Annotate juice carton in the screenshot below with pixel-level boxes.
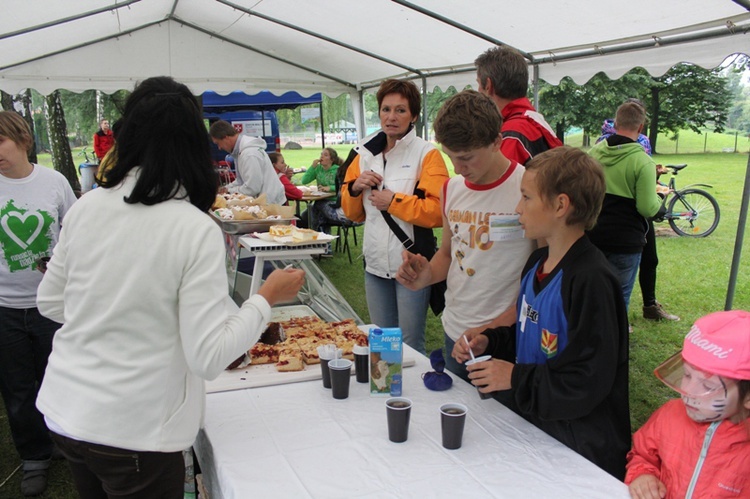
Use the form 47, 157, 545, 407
369, 327, 403, 396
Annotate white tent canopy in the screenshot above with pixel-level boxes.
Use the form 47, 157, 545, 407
1, 0, 749, 97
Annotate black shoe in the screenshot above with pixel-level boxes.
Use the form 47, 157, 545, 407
21, 469, 48, 497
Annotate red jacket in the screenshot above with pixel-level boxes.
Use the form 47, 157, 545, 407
500, 97, 562, 165
278, 173, 303, 202
626, 399, 750, 498
93, 130, 115, 160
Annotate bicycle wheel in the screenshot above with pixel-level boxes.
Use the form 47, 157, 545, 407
667, 189, 720, 237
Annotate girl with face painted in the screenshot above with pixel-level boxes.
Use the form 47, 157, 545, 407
625, 310, 750, 499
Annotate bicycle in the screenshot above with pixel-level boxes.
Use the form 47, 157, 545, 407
656, 163, 720, 237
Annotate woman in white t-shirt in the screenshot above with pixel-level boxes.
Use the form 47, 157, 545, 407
0, 110, 77, 497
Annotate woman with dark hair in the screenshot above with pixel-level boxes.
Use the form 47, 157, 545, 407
341, 79, 449, 354
35, 77, 304, 498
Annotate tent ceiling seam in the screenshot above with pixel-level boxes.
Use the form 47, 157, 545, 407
171, 16, 357, 89
214, 0, 423, 76
0, 0, 142, 41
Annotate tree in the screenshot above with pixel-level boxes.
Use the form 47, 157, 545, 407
646, 64, 731, 153
45, 90, 80, 194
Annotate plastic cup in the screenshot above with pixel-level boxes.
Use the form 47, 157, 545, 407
328, 359, 353, 399
353, 345, 369, 383
385, 397, 412, 443
319, 359, 332, 388
440, 403, 468, 449
465, 355, 493, 400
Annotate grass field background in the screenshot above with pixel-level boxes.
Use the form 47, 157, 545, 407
2, 144, 749, 497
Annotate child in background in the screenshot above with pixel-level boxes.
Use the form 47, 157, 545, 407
269, 152, 302, 204
454, 146, 631, 479
626, 310, 750, 498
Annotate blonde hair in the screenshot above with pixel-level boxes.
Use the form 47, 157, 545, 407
0, 111, 33, 153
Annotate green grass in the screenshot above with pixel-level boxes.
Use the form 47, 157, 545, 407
565, 129, 750, 154
5, 147, 749, 497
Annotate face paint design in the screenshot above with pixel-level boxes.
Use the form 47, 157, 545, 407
680, 363, 740, 423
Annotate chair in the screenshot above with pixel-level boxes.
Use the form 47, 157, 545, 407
327, 220, 363, 264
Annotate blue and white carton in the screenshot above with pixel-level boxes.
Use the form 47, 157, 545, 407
369, 327, 403, 397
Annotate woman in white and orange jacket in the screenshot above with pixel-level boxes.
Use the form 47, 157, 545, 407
342, 79, 448, 354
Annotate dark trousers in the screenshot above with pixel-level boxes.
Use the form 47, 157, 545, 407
0, 306, 57, 462
638, 221, 658, 306
51, 433, 185, 499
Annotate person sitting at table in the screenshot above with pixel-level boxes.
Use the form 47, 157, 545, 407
269, 152, 302, 205
296, 147, 341, 230
34, 76, 305, 498
454, 146, 631, 480
342, 78, 449, 354
208, 120, 286, 205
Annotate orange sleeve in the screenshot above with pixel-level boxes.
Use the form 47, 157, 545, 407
340, 154, 366, 223
387, 149, 449, 229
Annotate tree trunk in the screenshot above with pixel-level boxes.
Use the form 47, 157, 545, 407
555, 119, 566, 144
1, 90, 12, 111
96, 89, 103, 124
649, 86, 660, 154
20, 89, 38, 164
45, 90, 81, 195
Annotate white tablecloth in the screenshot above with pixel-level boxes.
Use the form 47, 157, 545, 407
194, 345, 629, 498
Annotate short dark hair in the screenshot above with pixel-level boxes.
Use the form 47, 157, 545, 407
0, 111, 33, 153
100, 76, 218, 212
268, 152, 282, 165
475, 46, 528, 100
208, 120, 238, 140
434, 90, 501, 151
376, 79, 421, 118
525, 146, 606, 230
738, 379, 750, 425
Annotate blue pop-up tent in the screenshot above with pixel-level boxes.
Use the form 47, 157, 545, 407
201, 90, 327, 150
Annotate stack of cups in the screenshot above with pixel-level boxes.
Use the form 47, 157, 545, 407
317, 345, 342, 389
353, 345, 369, 383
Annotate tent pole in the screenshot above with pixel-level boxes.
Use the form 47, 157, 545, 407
320, 101, 325, 148
532, 65, 540, 108
725, 154, 750, 310
421, 77, 428, 140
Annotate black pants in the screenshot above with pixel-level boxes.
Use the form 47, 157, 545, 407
51, 433, 184, 499
638, 220, 658, 307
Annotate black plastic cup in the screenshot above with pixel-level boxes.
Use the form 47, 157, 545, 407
328, 359, 353, 399
320, 358, 332, 389
386, 397, 412, 443
440, 403, 468, 450
353, 345, 369, 383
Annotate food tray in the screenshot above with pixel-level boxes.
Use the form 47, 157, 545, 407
209, 211, 298, 235
205, 318, 416, 394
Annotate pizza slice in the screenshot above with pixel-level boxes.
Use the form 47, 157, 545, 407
249, 342, 279, 365
276, 342, 304, 372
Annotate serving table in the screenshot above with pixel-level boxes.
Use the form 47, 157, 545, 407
194, 343, 629, 499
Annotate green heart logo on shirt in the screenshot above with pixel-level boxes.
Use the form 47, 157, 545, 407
1, 211, 44, 250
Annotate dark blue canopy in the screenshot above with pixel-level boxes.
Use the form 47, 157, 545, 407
201, 91, 321, 113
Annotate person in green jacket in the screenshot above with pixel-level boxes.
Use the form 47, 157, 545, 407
298, 147, 341, 233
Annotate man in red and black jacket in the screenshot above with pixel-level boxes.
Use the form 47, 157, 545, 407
475, 47, 562, 165
93, 119, 115, 162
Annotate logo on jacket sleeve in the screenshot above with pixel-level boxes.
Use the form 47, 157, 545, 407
540, 329, 558, 358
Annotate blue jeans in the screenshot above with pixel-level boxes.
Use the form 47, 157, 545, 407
443, 334, 470, 383
364, 272, 429, 354
0, 306, 58, 462
603, 251, 642, 311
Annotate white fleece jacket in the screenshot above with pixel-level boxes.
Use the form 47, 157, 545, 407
36, 170, 271, 452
